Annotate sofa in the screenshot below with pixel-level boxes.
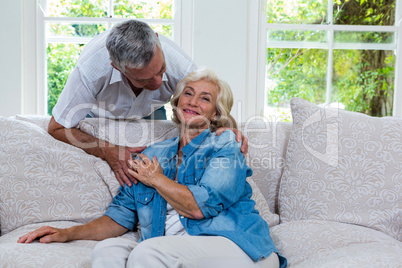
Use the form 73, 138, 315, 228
0, 97, 401, 267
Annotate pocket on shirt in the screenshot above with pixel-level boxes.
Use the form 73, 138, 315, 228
136, 191, 155, 228
137, 191, 155, 205
183, 172, 197, 185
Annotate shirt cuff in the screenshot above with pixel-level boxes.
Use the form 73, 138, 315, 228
187, 185, 217, 218
104, 204, 136, 231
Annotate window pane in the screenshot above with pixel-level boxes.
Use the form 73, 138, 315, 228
47, 43, 84, 115
46, 0, 109, 17
333, 0, 396, 26
266, 0, 328, 24
149, 24, 173, 39
48, 23, 108, 39
268, 29, 327, 42
265, 48, 328, 121
334, 31, 394, 44
114, 0, 173, 19
331, 49, 394, 116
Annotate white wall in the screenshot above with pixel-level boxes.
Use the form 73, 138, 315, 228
0, 0, 23, 117
192, 0, 249, 122
0, 0, 252, 120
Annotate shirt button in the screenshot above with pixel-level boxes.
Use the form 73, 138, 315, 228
145, 197, 148, 201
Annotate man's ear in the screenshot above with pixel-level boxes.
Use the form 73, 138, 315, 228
110, 62, 121, 72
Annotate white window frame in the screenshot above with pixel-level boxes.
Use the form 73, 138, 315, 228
25, 0, 192, 115
247, 0, 402, 118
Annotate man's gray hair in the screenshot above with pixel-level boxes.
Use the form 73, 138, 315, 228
106, 20, 162, 73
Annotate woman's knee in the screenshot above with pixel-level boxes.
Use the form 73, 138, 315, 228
92, 237, 137, 266
127, 238, 179, 267
128, 239, 158, 262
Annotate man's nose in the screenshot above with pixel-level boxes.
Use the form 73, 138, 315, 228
153, 74, 163, 86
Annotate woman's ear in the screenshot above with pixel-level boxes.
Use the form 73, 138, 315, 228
211, 111, 218, 122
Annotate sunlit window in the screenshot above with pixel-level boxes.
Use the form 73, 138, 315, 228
264, 0, 397, 121
41, 0, 174, 115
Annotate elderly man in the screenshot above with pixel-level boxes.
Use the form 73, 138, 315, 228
48, 20, 246, 187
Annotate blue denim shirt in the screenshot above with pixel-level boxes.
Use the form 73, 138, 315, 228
105, 129, 287, 267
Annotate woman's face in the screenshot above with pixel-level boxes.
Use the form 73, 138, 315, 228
177, 80, 218, 129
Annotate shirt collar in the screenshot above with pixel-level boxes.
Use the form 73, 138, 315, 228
165, 136, 181, 162
181, 128, 212, 157
110, 68, 124, 84
162, 72, 168, 82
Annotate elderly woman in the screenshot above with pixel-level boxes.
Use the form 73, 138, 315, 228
18, 68, 287, 268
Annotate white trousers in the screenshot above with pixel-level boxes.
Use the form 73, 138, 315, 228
92, 235, 279, 268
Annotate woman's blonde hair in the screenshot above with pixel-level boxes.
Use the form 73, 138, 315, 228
170, 68, 237, 130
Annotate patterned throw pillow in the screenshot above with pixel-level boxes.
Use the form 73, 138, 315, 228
0, 117, 114, 235
279, 98, 401, 241
247, 178, 280, 227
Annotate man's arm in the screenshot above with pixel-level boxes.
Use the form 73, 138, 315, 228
214, 114, 248, 157
48, 116, 146, 186
18, 216, 127, 244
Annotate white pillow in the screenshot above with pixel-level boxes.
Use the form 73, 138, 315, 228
279, 98, 402, 241
79, 118, 180, 147
0, 117, 115, 235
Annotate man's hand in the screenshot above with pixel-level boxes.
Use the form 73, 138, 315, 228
103, 146, 147, 187
18, 226, 69, 244
215, 127, 248, 157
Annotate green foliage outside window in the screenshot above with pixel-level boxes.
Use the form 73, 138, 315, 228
266, 0, 395, 117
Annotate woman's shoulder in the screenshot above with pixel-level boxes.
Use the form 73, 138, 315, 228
206, 130, 240, 152
142, 135, 179, 156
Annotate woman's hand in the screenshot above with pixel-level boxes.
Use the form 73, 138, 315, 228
103, 146, 147, 187
18, 226, 69, 244
127, 154, 164, 188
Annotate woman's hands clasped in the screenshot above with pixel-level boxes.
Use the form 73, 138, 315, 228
127, 154, 164, 188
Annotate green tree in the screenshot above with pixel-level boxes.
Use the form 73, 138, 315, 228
266, 0, 395, 117
47, 43, 83, 115
333, 0, 395, 116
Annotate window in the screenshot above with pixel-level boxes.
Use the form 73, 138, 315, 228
37, 0, 177, 115
259, 0, 401, 121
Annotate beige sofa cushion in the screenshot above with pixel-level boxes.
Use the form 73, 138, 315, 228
0, 117, 115, 235
279, 98, 402, 241
270, 220, 402, 267
240, 121, 292, 214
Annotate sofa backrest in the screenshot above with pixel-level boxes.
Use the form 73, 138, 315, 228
11, 115, 293, 215
76, 117, 292, 214
239, 121, 292, 214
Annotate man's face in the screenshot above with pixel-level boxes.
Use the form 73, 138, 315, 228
123, 46, 166, 91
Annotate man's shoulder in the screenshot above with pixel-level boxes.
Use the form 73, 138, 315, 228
76, 31, 111, 69
159, 35, 196, 77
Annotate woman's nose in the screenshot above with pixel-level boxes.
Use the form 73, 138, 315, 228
189, 97, 198, 106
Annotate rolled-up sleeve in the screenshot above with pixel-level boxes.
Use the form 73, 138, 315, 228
104, 185, 138, 230
187, 136, 252, 219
